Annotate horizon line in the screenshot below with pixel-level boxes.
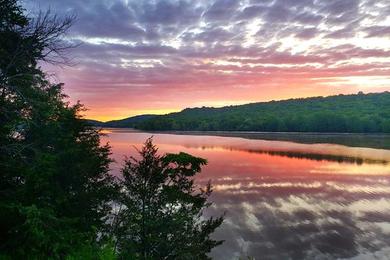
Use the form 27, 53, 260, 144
87, 90, 389, 123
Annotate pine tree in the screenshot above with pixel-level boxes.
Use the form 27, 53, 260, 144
0, 1, 117, 257
114, 138, 224, 259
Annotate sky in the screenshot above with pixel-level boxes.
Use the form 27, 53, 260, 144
24, 0, 390, 121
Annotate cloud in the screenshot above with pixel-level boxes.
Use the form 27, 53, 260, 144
205, 173, 390, 259
364, 26, 390, 38
295, 27, 319, 39
203, 0, 240, 21
23, 0, 390, 119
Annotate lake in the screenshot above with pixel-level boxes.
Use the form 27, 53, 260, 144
101, 129, 390, 260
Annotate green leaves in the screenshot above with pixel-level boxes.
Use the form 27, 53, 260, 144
136, 92, 390, 133
1, 2, 224, 258
163, 152, 207, 175
0, 1, 117, 258
114, 138, 223, 259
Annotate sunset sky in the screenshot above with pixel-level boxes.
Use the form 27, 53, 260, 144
25, 0, 390, 121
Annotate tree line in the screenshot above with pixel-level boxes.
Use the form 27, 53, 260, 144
0, 1, 222, 258
136, 92, 390, 133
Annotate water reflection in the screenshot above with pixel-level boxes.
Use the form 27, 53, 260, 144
101, 130, 390, 260
162, 131, 390, 150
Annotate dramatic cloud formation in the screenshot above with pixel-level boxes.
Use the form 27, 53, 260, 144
24, 0, 390, 120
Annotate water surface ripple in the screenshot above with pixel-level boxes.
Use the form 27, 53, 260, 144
101, 130, 390, 260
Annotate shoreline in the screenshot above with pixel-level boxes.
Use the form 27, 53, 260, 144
100, 128, 390, 150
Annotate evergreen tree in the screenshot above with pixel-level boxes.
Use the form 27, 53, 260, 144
0, 1, 117, 258
1, 1, 224, 258
113, 138, 224, 259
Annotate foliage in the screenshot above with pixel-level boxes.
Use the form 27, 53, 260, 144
113, 138, 224, 259
103, 114, 157, 128
0, 0, 117, 258
0, 1, 223, 259
65, 243, 116, 260
136, 92, 390, 133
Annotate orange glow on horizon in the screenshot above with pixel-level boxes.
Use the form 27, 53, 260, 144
82, 108, 179, 122
25, 0, 390, 122
78, 88, 386, 121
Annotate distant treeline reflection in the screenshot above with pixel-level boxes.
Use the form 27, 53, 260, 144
197, 145, 389, 165
252, 150, 388, 165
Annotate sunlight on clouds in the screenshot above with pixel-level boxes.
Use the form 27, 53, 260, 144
332, 57, 390, 67
72, 36, 136, 46
162, 38, 182, 49
347, 37, 390, 50
210, 60, 242, 66
120, 58, 163, 68
23, 0, 390, 120
243, 18, 263, 47
325, 76, 390, 89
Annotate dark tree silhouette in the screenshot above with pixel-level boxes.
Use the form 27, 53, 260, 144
0, 1, 117, 258
113, 138, 224, 259
0, 1, 224, 259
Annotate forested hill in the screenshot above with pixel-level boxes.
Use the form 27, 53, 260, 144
136, 92, 390, 133
103, 114, 156, 127
85, 115, 156, 127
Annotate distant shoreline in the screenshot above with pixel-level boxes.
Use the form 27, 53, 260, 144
102, 127, 390, 136
91, 92, 390, 134
101, 128, 390, 150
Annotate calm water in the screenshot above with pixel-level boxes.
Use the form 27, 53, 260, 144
101, 129, 390, 260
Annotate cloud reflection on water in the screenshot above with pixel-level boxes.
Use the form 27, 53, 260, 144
101, 130, 390, 259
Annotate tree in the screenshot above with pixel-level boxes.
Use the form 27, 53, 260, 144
134, 92, 390, 133
113, 138, 224, 259
0, 1, 117, 258
1, 1, 225, 258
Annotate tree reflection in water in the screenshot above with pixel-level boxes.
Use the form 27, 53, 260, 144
101, 130, 390, 259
